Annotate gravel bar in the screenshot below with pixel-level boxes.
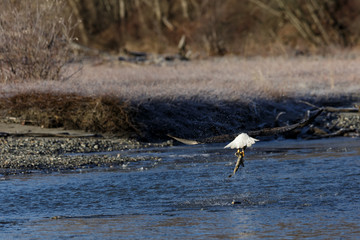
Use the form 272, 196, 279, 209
0, 137, 172, 174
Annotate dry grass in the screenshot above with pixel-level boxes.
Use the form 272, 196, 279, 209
2, 56, 360, 103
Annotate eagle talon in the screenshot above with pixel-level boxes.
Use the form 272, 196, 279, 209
235, 149, 245, 158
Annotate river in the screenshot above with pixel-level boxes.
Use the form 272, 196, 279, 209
1, 137, 359, 239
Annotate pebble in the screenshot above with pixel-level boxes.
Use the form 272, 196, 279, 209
0, 137, 172, 174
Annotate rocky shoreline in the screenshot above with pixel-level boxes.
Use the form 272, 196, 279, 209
0, 137, 172, 175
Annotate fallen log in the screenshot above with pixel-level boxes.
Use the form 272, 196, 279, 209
299, 100, 360, 113
168, 108, 324, 145
306, 128, 357, 139
0, 132, 102, 138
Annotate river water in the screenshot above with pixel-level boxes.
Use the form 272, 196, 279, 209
1, 138, 359, 239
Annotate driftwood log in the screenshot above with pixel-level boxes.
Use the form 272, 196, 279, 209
299, 100, 360, 113
0, 132, 101, 138
167, 108, 324, 144
168, 104, 359, 145
306, 128, 356, 139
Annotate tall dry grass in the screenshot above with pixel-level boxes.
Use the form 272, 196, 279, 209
0, 0, 74, 83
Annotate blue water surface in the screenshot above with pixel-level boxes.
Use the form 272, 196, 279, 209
1, 138, 359, 239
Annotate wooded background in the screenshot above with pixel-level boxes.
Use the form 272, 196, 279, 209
1, 0, 360, 57
66, 0, 360, 55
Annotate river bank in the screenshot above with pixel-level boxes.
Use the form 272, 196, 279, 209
0, 56, 359, 173
0, 94, 358, 174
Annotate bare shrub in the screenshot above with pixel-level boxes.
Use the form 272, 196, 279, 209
0, 0, 74, 82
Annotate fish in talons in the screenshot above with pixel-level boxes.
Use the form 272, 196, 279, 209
224, 133, 259, 177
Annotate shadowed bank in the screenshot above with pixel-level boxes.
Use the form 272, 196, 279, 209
1, 89, 359, 142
